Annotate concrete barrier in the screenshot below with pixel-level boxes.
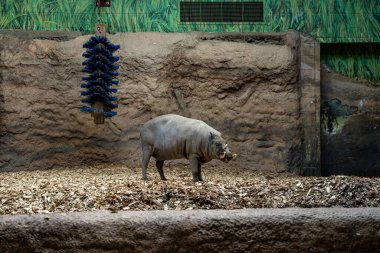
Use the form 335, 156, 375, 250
1, 208, 380, 252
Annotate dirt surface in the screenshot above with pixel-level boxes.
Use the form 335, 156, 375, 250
1, 165, 379, 215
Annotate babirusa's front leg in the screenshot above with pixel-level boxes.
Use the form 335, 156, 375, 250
189, 155, 200, 182
141, 145, 153, 181
197, 162, 203, 181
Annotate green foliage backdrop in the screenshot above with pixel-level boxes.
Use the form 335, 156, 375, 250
1, 0, 380, 84
1, 0, 379, 40
322, 44, 380, 85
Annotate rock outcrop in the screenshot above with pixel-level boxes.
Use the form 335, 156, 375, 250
321, 67, 380, 176
0, 30, 300, 172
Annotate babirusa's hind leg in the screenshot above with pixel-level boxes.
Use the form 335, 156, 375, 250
142, 145, 153, 180
156, 160, 166, 180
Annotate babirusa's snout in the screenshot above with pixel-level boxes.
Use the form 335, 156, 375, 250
222, 151, 237, 163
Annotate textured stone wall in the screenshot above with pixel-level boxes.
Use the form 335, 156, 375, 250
1, 208, 380, 253
0, 30, 301, 172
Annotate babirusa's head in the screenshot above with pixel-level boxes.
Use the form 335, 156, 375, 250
209, 132, 237, 163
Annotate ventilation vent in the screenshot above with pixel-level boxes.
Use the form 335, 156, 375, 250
180, 1, 264, 22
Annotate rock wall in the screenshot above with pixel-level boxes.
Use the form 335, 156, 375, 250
0, 30, 301, 172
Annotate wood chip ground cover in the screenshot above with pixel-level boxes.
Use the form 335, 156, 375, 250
0, 165, 379, 215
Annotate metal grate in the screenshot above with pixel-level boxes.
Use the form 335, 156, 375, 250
180, 1, 264, 22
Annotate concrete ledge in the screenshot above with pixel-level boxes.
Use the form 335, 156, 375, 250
0, 29, 82, 41
1, 208, 380, 252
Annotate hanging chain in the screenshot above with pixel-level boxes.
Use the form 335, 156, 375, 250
97, 5, 101, 24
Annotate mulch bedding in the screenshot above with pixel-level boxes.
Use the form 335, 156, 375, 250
0, 164, 379, 215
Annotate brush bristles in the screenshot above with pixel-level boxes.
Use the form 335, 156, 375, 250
80, 36, 120, 117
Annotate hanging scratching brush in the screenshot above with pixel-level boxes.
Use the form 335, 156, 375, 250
80, 0, 119, 124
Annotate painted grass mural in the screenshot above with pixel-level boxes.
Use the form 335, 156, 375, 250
322, 44, 380, 85
0, 0, 380, 84
1, 0, 379, 40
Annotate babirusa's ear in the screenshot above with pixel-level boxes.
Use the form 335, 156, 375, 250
209, 132, 215, 141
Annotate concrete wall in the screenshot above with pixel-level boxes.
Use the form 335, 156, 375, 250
1, 208, 380, 252
297, 35, 321, 176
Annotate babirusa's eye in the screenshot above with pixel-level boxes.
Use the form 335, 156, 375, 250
215, 143, 221, 147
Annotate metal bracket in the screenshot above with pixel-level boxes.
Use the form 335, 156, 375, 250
96, 0, 111, 7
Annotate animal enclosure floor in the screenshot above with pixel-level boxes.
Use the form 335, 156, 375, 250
1, 165, 380, 215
